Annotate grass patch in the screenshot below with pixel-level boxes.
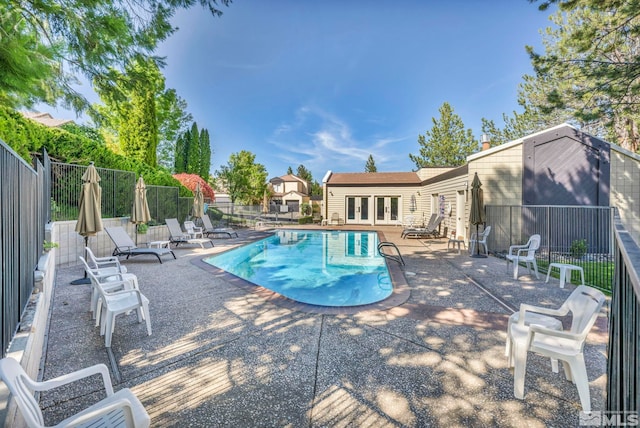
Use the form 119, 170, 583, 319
538, 259, 614, 294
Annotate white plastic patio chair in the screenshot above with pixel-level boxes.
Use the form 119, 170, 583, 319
79, 255, 139, 324
330, 212, 344, 226
183, 220, 204, 238
505, 234, 541, 279
82, 257, 151, 348
0, 357, 150, 427
469, 225, 491, 256
507, 285, 606, 412
85, 246, 128, 276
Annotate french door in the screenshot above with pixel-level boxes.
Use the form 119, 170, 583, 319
375, 196, 399, 225
346, 197, 370, 224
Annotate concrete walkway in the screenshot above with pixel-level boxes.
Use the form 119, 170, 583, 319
41, 226, 608, 427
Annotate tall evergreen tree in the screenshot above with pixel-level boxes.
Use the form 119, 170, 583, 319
187, 122, 201, 174
119, 88, 158, 165
174, 132, 188, 173
199, 128, 212, 178
409, 102, 478, 168
528, 0, 640, 152
156, 89, 192, 169
296, 165, 313, 183
92, 57, 189, 167
173, 122, 212, 179
365, 154, 377, 172
287, 166, 293, 175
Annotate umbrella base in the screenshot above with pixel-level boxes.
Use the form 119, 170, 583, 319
70, 277, 91, 285
470, 254, 488, 259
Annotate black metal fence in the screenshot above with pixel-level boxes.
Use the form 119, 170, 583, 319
606, 213, 640, 415
0, 141, 48, 358
485, 205, 615, 291
211, 202, 302, 227
50, 163, 193, 224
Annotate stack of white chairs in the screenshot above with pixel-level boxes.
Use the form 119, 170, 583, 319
83, 248, 139, 324
80, 256, 152, 348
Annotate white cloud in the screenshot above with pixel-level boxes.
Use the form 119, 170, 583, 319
268, 105, 411, 176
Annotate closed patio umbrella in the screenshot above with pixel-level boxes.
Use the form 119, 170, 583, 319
193, 181, 204, 220
410, 194, 417, 212
72, 162, 103, 284
132, 176, 151, 244
469, 172, 486, 258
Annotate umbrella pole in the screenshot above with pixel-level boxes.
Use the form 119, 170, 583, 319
70, 236, 91, 285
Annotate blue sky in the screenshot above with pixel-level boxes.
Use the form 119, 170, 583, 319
43, 1, 555, 182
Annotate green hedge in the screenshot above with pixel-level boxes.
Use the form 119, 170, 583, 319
0, 107, 190, 196
298, 216, 313, 224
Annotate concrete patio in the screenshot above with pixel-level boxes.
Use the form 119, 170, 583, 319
40, 226, 608, 427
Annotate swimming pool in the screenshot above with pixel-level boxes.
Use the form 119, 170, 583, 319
204, 230, 392, 307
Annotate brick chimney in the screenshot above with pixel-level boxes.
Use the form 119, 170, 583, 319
481, 134, 491, 151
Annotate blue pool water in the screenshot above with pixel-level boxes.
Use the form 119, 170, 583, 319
204, 230, 392, 307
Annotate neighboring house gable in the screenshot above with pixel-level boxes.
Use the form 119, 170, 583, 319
21, 111, 74, 127
270, 174, 309, 196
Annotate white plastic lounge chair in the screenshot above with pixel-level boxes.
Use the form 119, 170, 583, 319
0, 357, 151, 428
469, 225, 491, 255
507, 285, 606, 412
402, 215, 444, 239
105, 226, 176, 264
165, 218, 214, 248
82, 257, 151, 348
255, 216, 283, 228
505, 234, 541, 279
401, 213, 437, 238
200, 215, 239, 238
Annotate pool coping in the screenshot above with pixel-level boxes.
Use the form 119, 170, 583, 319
191, 229, 410, 315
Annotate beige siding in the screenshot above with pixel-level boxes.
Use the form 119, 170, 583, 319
468, 144, 523, 206
422, 175, 468, 239
284, 181, 302, 193
610, 148, 640, 245
325, 185, 421, 225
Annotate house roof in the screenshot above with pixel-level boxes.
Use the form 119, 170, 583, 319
270, 174, 307, 184
326, 172, 421, 186
21, 111, 74, 127
420, 164, 468, 185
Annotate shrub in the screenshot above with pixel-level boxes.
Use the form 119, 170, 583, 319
298, 216, 313, 224
0, 106, 190, 195
300, 203, 312, 216
570, 239, 587, 258
207, 207, 224, 221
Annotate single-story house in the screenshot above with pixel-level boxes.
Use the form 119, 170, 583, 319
323, 124, 640, 244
